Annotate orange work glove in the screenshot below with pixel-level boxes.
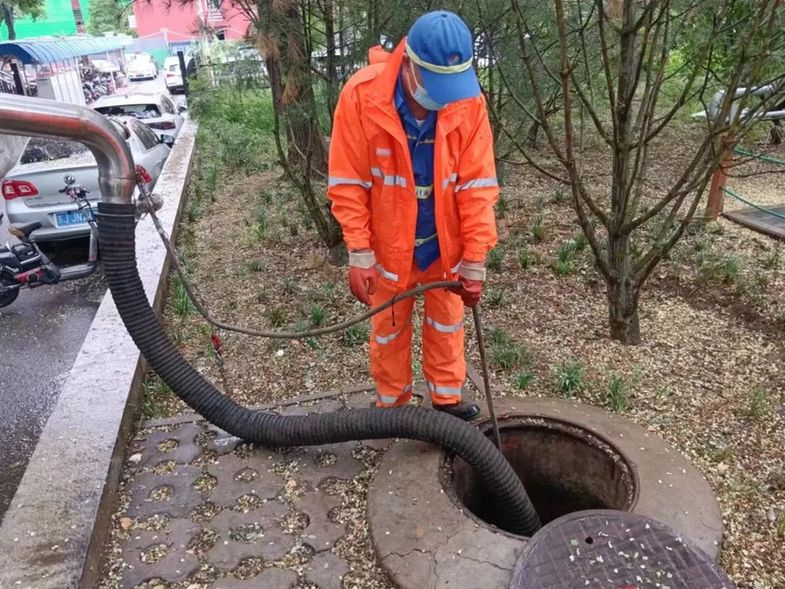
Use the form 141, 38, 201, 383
450, 260, 487, 308
348, 250, 378, 306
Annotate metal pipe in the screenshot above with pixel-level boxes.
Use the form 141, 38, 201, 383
0, 95, 135, 204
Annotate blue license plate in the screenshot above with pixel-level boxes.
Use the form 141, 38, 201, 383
56, 210, 87, 227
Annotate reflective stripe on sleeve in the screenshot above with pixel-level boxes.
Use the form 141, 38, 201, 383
441, 173, 458, 189
425, 316, 463, 334
375, 264, 399, 282
456, 177, 498, 191
328, 176, 372, 189
371, 167, 407, 187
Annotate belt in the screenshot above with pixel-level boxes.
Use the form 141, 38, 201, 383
414, 232, 437, 247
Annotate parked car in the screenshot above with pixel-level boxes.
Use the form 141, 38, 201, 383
91, 93, 186, 140
127, 54, 158, 81
1, 117, 170, 243
163, 56, 186, 94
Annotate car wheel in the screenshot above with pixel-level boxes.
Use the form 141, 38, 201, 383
0, 269, 19, 308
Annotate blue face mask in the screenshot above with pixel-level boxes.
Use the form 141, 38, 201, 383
409, 61, 446, 111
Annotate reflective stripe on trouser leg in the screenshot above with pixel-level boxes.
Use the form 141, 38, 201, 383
370, 275, 415, 407
377, 384, 413, 407
422, 265, 466, 405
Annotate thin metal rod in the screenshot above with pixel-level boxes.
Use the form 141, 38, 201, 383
147, 202, 460, 338
471, 305, 502, 450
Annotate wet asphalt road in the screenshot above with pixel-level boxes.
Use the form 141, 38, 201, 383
0, 74, 184, 524
0, 240, 105, 522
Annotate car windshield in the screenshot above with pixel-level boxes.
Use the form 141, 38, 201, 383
95, 104, 162, 119
19, 138, 93, 165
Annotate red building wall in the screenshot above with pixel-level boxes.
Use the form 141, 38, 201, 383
132, 0, 251, 42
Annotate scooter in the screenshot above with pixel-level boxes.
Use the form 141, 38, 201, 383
0, 179, 99, 308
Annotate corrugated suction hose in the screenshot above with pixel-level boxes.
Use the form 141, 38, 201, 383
98, 201, 541, 536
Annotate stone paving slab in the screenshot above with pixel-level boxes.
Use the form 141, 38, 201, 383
105, 391, 383, 588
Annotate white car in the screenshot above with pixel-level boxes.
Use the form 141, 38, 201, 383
91, 93, 186, 140
127, 55, 158, 81
2, 117, 170, 243
163, 56, 186, 94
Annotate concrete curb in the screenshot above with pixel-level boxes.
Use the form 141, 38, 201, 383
0, 120, 197, 589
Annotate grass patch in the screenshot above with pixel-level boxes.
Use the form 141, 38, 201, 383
142, 375, 174, 419
170, 275, 193, 317
487, 247, 505, 272
742, 387, 770, 420
530, 214, 545, 243
553, 359, 584, 397
343, 323, 369, 347
489, 328, 531, 371
605, 374, 631, 413
552, 239, 581, 276
244, 260, 265, 273
517, 245, 535, 270
697, 250, 741, 285
485, 287, 504, 308
309, 303, 327, 327
514, 371, 536, 390
709, 446, 735, 463
551, 187, 568, 204
266, 306, 288, 328
496, 194, 508, 219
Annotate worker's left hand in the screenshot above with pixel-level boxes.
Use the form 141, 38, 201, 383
451, 276, 483, 307
450, 260, 486, 307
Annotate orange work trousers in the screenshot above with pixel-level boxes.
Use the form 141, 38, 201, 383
370, 260, 466, 407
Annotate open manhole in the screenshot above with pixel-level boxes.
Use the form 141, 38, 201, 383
444, 416, 638, 536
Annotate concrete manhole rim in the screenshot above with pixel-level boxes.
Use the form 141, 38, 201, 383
438, 413, 642, 541
368, 397, 724, 589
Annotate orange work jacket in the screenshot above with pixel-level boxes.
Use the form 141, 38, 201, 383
327, 39, 499, 289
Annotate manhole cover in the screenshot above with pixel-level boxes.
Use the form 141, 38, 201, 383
509, 510, 734, 589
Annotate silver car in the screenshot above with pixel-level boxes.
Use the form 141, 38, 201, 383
91, 93, 186, 140
1, 117, 170, 243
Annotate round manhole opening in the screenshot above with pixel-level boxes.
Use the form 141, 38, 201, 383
443, 416, 638, 537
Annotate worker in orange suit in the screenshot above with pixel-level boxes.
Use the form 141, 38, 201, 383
327, 10, 498, 420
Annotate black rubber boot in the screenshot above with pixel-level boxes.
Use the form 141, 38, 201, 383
433, 400, 481, 421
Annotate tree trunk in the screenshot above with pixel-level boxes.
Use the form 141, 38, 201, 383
606, 229, 641, 344
323, 0, 338, 123
1, 4, 16, 40
607, 278, 640, 344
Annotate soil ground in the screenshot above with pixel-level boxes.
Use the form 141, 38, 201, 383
103, 124, 784, 588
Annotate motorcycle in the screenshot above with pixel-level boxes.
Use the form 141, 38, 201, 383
0, 179, 99, 308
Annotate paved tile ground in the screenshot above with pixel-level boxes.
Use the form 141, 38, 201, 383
100, 390, 397, 589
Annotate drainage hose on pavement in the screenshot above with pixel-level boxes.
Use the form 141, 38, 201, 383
98, 201, 542, 536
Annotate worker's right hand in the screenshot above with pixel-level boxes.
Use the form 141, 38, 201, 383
348, 250, 378, 306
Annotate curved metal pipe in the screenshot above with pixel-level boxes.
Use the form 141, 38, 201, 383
0, 95, 135, 204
